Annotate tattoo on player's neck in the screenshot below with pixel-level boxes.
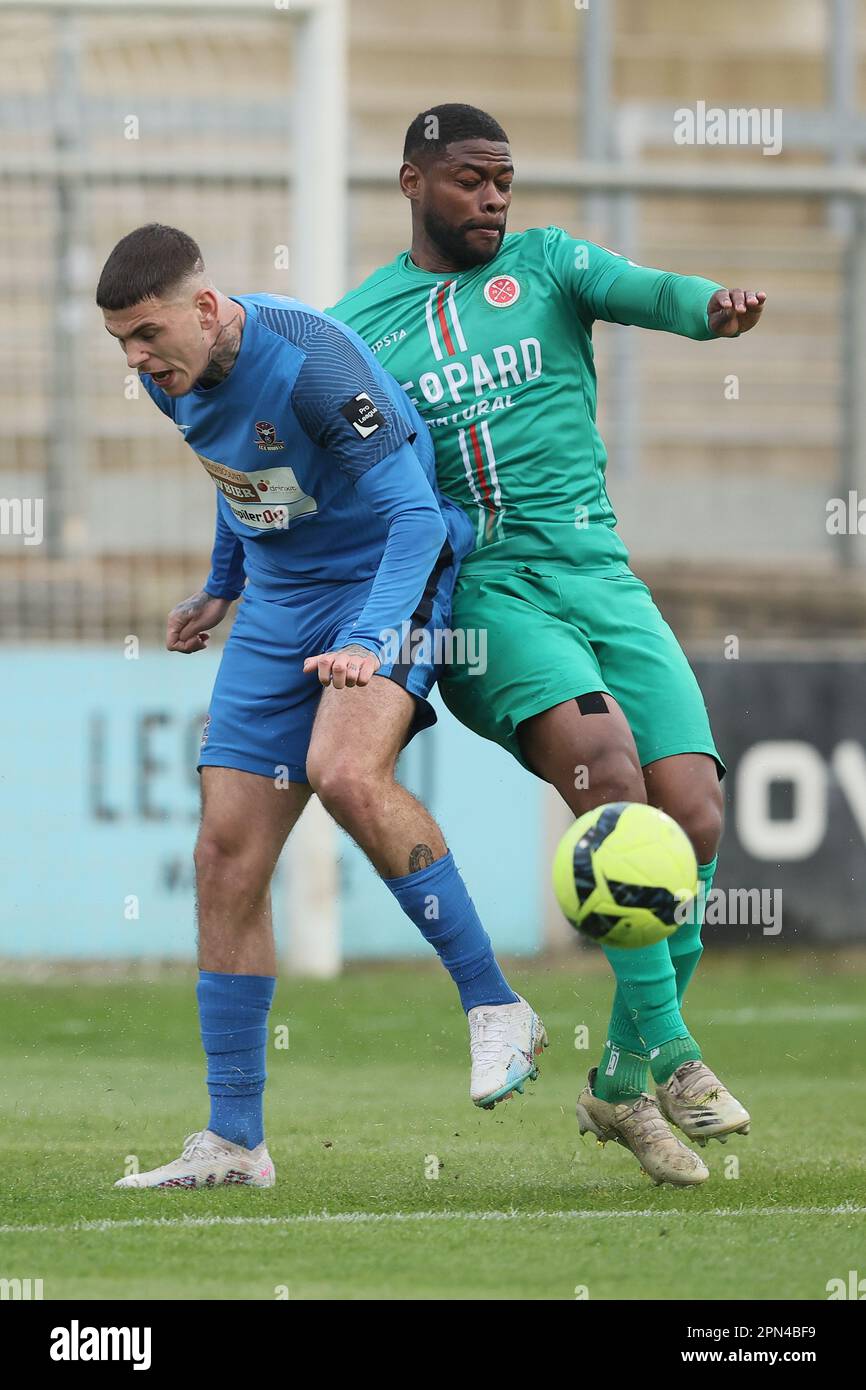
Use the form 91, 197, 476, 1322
409, 844, 435, 873
197, 311, 244, 389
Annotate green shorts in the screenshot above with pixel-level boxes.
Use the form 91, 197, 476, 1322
439, 563, 724, 778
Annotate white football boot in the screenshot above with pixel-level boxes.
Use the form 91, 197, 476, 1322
656, 1060, 751, 1146
114, 1130, 275, 1189
576, 1068, 709, 1186
469, 995, 548, 1109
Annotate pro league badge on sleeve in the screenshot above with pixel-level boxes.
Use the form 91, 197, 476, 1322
339, 392, 386, 438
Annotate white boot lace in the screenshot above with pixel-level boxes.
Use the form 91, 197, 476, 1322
622, 1096, 678, 1146
180, 1131, 215, 1161
469, 1009, 514, 1068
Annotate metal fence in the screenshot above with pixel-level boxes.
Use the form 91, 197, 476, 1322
1, 0, 865, 642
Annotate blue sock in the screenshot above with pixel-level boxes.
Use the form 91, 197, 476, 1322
196, 971, 276, 1150
383, 851, 518, 1012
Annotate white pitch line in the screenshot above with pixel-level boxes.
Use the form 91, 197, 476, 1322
1, 1205, 864, 1236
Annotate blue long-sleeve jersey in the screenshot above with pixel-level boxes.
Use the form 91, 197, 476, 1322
140, 294, 474, 656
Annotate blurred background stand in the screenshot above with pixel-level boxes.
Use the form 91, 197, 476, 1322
1, 0, 865, 969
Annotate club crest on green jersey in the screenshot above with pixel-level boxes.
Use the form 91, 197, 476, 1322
483, 274, 521, 307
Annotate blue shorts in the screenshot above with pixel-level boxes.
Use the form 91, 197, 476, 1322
198, 551, 457, 783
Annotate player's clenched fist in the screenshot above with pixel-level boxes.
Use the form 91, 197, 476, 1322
707, 288, 766, 337
303, 644, 381, 689
166, 589, 232, 653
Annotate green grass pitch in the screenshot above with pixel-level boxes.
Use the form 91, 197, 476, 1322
0, 955, 863, 1301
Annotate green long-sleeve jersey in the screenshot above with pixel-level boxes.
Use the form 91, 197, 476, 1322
329, 225, 722, 575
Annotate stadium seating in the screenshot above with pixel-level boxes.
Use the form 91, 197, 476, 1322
0, 0, 861, 637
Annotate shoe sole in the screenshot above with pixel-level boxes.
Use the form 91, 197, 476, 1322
666, 1118, 751, 1147
648, 1169, 709, 1187
474, 1026, 548, 1111
115, 1169, 276, 1190
115, 1177, 276, 1190
657, 1098, 752, 1146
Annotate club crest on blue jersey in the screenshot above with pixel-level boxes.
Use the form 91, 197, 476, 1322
255, 420, 285, 451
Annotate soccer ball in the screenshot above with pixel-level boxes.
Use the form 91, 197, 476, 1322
552, 801, 698, 949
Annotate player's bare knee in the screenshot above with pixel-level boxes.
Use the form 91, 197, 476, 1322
661, 780, 723, 861
585, 745, 645, 808
307, 755, 384, 828
193, 832, 270, 902
676, 798, 724, 862
194, 826, 231, 877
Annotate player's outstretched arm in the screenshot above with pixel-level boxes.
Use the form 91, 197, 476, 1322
602, 262, 767, 340
563, 236, 767, 341
166, 589, 232, 654
706, 288, 767, 337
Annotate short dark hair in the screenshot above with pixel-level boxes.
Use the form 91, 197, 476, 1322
403, 103, 509, 166
96, 223, 205, 310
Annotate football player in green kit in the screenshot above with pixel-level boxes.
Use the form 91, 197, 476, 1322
330, 104, 766, 1186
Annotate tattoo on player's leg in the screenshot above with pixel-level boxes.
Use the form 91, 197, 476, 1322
409, 843, 435, 873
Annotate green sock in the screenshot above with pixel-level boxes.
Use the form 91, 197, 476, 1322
593, 938, 685, 1102
649, 1032, 702, 1085
600, 938, 685, 1050
649, 858, 716, 1084
593, 1036, 649, 1103
668, 856, 716, 1006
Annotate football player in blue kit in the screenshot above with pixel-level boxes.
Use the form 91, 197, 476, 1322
97, 224, 546, 1189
